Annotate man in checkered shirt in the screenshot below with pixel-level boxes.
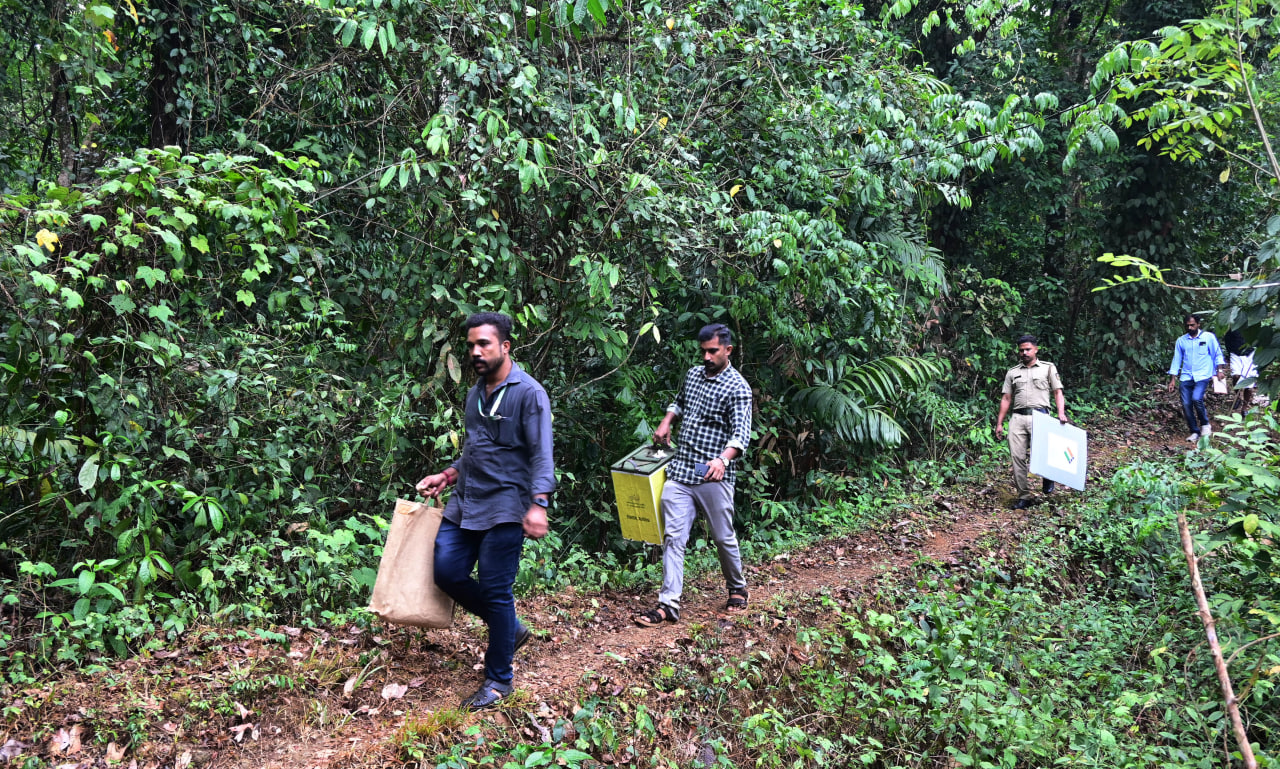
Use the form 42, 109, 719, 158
636, 323, 753, 627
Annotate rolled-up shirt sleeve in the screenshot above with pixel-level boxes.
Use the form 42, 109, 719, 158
726, 387, 753, 453
524, 387, 556, 495
1168, 339, 1184, 377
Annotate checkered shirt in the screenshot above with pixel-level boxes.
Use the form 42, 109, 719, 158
666, 364, 753, 486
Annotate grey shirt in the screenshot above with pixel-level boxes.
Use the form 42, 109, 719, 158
444, 362, 555, 530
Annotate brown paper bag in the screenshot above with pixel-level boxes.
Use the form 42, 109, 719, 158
368, 499, 455, 627
1213, 377, 1228, 395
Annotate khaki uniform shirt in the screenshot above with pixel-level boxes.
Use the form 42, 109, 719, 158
1002, 360, 1063, 410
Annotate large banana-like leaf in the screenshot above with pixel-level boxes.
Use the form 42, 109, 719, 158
792, 355, 941, 447
845, 356, 943, 402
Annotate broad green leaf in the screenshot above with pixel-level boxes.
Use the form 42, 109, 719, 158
97, 583, 125, 602
236, 289, 256, 306
109, 294, 137, 315
136, 265, 167, 288
78, 452, 101, 492
148, 303, 175, 323
157, 229, 184, 260
361, 21, 378, 50
30, 271, 57, 293
587, 0, 606, 25
207, 501, 225, 532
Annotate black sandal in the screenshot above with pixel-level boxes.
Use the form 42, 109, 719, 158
459, 678, 511, 711
726, 589, 749, 610
635, 604, 679, 627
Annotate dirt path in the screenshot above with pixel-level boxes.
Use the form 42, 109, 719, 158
5, 398, 1201, 769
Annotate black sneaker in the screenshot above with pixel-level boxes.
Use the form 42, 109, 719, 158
1012, 499, 1032, 510
514, 624, 533, 654
1042, 478, 1055, 494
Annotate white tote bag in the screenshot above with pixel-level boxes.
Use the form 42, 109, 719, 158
368, 499, 455, 628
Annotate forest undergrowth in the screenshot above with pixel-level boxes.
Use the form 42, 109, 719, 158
1, 401, 1275, 769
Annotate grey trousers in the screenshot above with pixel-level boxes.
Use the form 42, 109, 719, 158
658, 479, 746, 612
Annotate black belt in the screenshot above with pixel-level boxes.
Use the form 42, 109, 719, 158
1012, 407, 1048, 416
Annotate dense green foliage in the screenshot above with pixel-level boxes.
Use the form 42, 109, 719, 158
389, 454, 1275, 768
0, 12, 1277, 768
0, 0, 1046, 663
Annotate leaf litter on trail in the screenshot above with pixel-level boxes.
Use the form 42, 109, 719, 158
7, 409, 1170, 769
48, 725, 83, 755
0, 740, 28, 762
229, 723, 259, 743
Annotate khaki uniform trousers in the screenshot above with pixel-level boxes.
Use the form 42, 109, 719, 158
1007, 412, 1035, 500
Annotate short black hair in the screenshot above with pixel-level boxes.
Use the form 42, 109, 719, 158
1184, 313, 1201, 325
1015, 334, 1038, 346
465, 312, 513, 343
698, 323, 732, 346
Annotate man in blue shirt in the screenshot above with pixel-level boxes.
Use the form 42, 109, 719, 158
416, 312, 554, 710
1166, 314, 1226, 442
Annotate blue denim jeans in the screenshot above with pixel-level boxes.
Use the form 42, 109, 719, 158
1179, 378, 1211, 433
433, 520, 525, 686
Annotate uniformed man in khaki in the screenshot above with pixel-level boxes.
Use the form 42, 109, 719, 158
994, 334, 1068, 510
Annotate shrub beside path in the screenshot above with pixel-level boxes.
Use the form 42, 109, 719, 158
4, 402, 1195, 768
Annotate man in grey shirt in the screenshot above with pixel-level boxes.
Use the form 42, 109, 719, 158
416, 312, 554, 710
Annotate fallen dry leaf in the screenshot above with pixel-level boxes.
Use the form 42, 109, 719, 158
106, 742, 126, 761
48, 725, 83, 755
173, 751, 192, 769
233, 701, 252, 720
381, 683, 407, 700
0, 740, 27, 762
229, 723, 259, 743
343, 675, 358, 697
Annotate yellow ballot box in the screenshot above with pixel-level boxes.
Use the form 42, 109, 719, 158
610, 443, 674, 544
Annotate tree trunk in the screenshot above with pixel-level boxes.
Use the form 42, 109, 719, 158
147, 0, 187, 148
